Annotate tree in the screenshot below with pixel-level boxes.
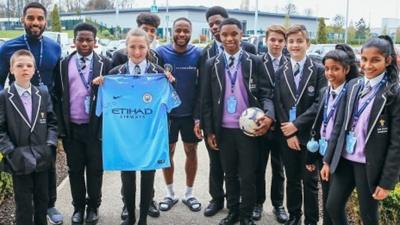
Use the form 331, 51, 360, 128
304, 8, 313, 16
317, 17, 328, 43
85, 0, 114, 10
347, 21, 357, 43
50, 4, 61, 32
382, 25, 388, 35
332, 14, 345, 40
283, 3, 297, 15
355, 18, 370, 43
283, 14, 291, 29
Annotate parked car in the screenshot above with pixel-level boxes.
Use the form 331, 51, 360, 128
248, 35, 267, 55
105, 40, 125, 58
43, 31, 69, 57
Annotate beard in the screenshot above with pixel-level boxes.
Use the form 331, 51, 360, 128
173, 36, 190, 47
24, 24, 46, 39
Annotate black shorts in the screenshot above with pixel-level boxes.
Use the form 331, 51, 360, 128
169, 116, 201, 144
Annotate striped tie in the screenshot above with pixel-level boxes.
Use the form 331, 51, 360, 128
80, 57, 86, 70
228, 56, 235, 68
293, 63, 300, 77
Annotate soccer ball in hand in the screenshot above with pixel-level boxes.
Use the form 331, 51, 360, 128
239, 107, 265, 137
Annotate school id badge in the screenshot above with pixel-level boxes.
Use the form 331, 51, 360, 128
84, 96, 90, 114
227, 96, 237, 114
319, 138, 328, 156
289, 107, 296, 122
345, 131, 357, 154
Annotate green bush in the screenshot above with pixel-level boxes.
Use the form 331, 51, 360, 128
0, 172, 13, 205
348, 183, 400, 225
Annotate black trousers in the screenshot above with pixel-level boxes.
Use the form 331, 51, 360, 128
219, 128, 258, 218
314, 157, 333, 225
63, 123, 104, 210
206, 141, 225, 204
48, 146, 57, 208
13, 170, 48, 225
326, 158, 379, 225
282, 143, 319, 224
255, 133, 285, 207
121, 170, 155, 223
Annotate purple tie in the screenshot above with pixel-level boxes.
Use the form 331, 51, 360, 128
21, 91, 32, 122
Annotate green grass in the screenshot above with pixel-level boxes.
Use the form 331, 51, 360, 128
0, 30, 24, 39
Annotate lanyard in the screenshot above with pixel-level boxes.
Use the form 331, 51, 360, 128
75, 56, 93, 90
321, 85, 346, 137
224, 51, 243, 93
24, 35, 43, 85
350, 75, 387, 130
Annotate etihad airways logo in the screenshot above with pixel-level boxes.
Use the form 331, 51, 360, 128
112, 108, 153, 119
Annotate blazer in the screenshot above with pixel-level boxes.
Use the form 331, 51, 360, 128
324, 77, 400, 191
194, 41, 257, 121
0, 84, 58, 175
111, 48, 163, 68
274, 56, 326, 144
109, 61, 165, 75
53, 51, 112, 139
201, 51, 275, 141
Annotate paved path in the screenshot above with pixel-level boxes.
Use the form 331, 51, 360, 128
56, 141, 282, 225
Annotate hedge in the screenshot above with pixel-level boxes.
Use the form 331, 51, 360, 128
0, 172, 12, 205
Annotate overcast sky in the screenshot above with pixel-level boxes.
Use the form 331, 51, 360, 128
133, 0, 400, 28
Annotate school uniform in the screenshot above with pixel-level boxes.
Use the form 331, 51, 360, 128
111, 48, 163, 68
0, 83, 58, 225
110, 60, 164, 225
196, 40, 257, 209
324, 74, 400, 225
201, 49, 274, 221
274, 56, 326, 224
306, 83, 348, 225
53, 51, 111, 215
255, 53, 288, 210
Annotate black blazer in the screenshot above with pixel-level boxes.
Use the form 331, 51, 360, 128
201, 51, 274, 141
275, 57, 326, 144
324, 77, 400, 191
0, 84, 58, 175
194, 41, 257, 121
111, 48, 163, 68
53, 51, 112, 139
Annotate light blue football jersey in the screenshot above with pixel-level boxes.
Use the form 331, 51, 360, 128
96, 74, 181, 171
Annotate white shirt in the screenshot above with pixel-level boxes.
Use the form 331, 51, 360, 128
76, 52, 93, 67
15, 82, 32, 97
364, 71, 385, 87
224, 49, 242, 73
128, 59, 148, 75
290, 57, 307, 75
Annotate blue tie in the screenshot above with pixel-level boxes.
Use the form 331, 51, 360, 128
293, 63, 300, 77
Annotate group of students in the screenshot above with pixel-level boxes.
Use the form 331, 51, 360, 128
0, 2, 399, 225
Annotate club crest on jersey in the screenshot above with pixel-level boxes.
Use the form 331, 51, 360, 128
164, 64, 173, 73
143, 93, 153, 103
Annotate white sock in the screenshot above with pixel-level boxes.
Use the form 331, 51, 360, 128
184, 186, 193, 200
166, 184, 175, 199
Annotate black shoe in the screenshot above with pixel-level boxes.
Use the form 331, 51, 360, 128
240, 217, 256, 225
219, 211, 240, 225
71, 209, 84, 225
121, 219, 135, 225
204, 200, 223, 217
148, 200, 160, 217
284, 216, 301, 225
273, 206, 289, 223
251, 204, 263, 221
85, 208, 99, 225
121, 205, 128, 220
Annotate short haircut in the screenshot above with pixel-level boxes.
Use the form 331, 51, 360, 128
266, 25, 286, 39
10, 49, 36, 67
23, 2, 47, 17
73, 23, 97, 39
136, 12, 161, 28
286, 24, 309, 41
205, 6, 229, 20
173, 17, 192, 27
219, 18, 242, 31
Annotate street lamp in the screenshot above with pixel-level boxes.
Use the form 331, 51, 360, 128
254, 0, 258, 35
344, 0, 349, 44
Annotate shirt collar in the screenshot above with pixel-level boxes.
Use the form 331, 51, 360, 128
290, 57, 307, 72
268, 53, 282, 62
14, 82, 32, 96
76, 52, 93, 62
128, 59, 148, 75
223, 48, 242, 67
364, 71, 385, 87
329, 82, 345, 96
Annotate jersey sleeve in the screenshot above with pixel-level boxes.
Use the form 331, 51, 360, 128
164, 81, 181, 113
96, 84, 104, 116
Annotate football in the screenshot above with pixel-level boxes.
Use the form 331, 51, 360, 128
239, 107, 265, 137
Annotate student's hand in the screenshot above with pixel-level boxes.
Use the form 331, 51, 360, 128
92, 75, 104, 86
372, 186, 390, 200
193, 121, 203, 139
305, 164, 316, 172
254, 116, 273, 136
165, 71, 176, 83
287, 136, 301, 151
281, 122, 299, 137
320, 164, 330, 181
207, 134, 219, 150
